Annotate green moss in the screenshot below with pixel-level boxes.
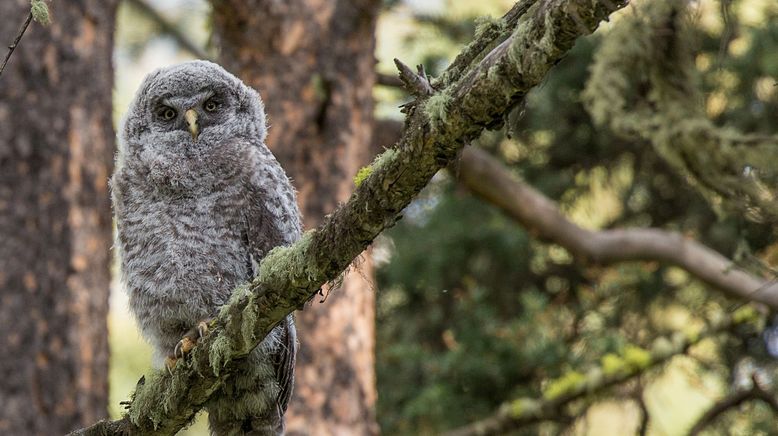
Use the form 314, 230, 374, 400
259, 231, 317, 287
601, 353, 626, 376
623, 345, 652, 369
128, 371, 169, 429
208, 334, 233, 376
424, 92, 453, 131
542, 370, 586, 400
732, 306, 759, 324
582, 0, 778, 220
354, 149, 398, 188
354, 166, 373, 188
508, 397, 541, 418
473, 15, 504, 39
30, 0, 50, 25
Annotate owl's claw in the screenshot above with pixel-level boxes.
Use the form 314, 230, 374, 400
174, 336, 197, 359
197, 320, 210, 338
165, 356, 178, 375
172, 319, 213, 360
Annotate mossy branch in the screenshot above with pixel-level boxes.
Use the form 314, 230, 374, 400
583, 0, 778, 222
71, 0, 628, 434
444, 307, 762, 436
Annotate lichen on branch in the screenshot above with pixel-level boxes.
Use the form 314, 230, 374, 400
444, 307, 763, 436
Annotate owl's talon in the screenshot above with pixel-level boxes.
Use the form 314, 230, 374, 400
171, 319, 212, 360
175, 336, 197, 358
197, 320, 210, 338
165, 356, 177, 375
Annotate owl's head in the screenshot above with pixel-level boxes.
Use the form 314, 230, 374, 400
118, 61, 267, 191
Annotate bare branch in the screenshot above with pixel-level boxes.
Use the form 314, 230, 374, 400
0, 12, 33, 81
444, 309, 759, 436
367, 117, 778, 306
457, 147, 778, 308
71, 1, 628, 434
635, 388, 650, 436
376, 72, 404, 89
393, 59, 434, 97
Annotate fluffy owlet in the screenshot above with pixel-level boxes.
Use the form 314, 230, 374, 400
111, 60, 302, 435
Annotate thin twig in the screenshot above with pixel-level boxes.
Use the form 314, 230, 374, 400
377, 72, 404, 88
687, 375, 778, 435
0, 12, 33, 80
634, 383, 650, 436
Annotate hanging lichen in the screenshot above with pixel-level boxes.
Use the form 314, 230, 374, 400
582, 0, 778, 222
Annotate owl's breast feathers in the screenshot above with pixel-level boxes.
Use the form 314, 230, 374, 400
116, 175, 249, 339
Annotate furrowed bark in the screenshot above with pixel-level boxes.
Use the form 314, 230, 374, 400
71, 1, 629, 434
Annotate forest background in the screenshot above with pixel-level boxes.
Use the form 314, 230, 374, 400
1, 0, 778, 435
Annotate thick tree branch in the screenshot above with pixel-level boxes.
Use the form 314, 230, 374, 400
71, 1, 628, 434
371, 123, 778, 309
444, 309, 760, 436
457, 147, 778, 308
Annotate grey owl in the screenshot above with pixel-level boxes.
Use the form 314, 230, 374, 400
111, 60, 302, 435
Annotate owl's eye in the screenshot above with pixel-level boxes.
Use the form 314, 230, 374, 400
159, 107, 177, 121
204, 99, 219, 112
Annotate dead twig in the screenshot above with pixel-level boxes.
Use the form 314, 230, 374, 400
0, 12, 33, 80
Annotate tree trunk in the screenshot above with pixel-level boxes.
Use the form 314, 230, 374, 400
211, 1, 380, 434
0, 1, 117, 434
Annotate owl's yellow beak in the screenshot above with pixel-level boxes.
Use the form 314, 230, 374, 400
184, 109, 199, 140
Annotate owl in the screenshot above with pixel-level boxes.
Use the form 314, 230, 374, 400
111, 60, 302, 435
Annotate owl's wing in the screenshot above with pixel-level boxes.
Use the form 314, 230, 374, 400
243, 158, 303, 418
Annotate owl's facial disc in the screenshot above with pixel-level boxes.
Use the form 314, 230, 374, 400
150, 88, 231, 145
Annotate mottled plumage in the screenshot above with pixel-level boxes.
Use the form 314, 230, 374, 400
111, 60, 302, 435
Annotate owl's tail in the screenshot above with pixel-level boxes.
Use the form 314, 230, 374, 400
206, 316, 296, 436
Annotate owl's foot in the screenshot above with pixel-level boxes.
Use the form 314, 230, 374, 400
166, 319, 212, 374
174, 320, 211, 358
165, 356, 178, 375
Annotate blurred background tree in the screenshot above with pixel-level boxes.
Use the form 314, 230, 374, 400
373, 1, 778, 434
0, 1, 117, 435
2, 0, 777, 435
